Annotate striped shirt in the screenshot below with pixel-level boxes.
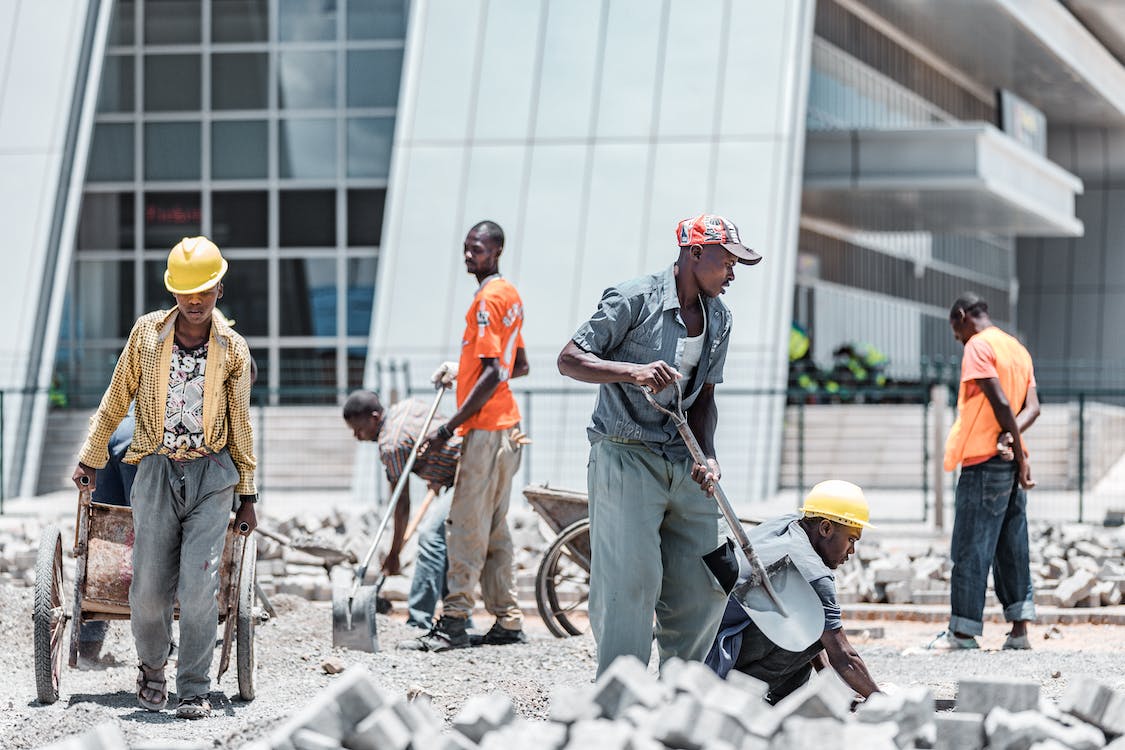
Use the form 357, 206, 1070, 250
78, 308, 257, 495
378, 398, 460, 489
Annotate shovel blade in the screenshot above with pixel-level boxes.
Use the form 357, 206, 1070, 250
730, 558, 824, 653
331, 584, 380, 652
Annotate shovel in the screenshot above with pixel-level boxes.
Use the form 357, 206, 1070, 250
332, 384, 446, 651
641, 382, 824, 653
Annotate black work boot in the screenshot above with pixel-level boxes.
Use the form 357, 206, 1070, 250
398, 615, 470, 652
471, 621, 528, 647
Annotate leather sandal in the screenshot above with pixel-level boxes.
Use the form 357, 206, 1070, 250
176, 695, 212, 719
136, 662, 168, 711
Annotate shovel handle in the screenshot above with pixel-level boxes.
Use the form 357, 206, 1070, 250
403, 488, 438, 544
354, 385, 446, 590
640, 383, 789, 615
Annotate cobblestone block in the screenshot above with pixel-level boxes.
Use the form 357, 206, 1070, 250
452, 694, 516, 744
479, 718, 566, 750
565, 718, 634, 750
1056, 570, 1097, 608
343, 705, 411, 750
590, 656, 668, 719
956, 677, 1040, 714
933, 712, 985, 750
771, 717, 847, 750
661, 657, 723, 699
291, 729, 344, 750
1060, 677, 1125, 736
548, 684, 600, 725
856, 686, 934, 746
407, 727, 478, 750
984, 707, 1106, 750
39, 722, 129, 750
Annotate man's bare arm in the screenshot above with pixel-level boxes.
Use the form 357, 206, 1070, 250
512, 347, 530, 379
978, 377, 1035, 489
557, 340, 681, 393
821, 628, 879, 698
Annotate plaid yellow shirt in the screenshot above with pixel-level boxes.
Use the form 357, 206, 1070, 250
78, 308, 257, 495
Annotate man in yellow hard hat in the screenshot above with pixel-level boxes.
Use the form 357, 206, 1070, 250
705, 480, 880, 704
73, 236, 257, 720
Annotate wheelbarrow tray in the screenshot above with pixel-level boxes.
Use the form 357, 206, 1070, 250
522, 484, 589, 536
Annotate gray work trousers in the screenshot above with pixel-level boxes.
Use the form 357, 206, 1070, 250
131, 450, 238, 701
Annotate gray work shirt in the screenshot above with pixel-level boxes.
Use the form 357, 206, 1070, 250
570, 264, 732, 462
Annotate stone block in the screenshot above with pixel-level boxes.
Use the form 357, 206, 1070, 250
452, 694, 516, 744
649, 692, 749, 749
956, 677, 1040, 714
479, 718, 566, 750
705, 677, 768, 727
39, 722, 129, 750
913, 590, 951, 605
343, 706, 411, 750
856, 686, 934, 746
1060, 677, 1125, 736
407, 728, 478, 750
771, 717, 848, 750
662, 657, 723, 699
291, 729, 344, 750
548, 685, 600, 725
565, 719, 634, 750
884, 581, 913, 604
724, 669, 769, 704
933, 712, 985, 750
1056, 570, 1097, 608
590, 656, 668, 720
988, 707, 1107, 750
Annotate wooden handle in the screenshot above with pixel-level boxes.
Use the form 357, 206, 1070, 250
403, 488, 439, 544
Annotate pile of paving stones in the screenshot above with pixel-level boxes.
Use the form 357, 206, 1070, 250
836, 521, 1125, 612
38, 658, 1125, 749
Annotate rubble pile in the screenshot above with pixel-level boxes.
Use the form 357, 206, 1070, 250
38, 660, 1125, 750
836, 522, 1125, 613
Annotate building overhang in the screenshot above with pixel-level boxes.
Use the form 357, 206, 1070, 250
1066, 1, 1125, 69
803, 125, 1084, 237
854, 0, 1125, 125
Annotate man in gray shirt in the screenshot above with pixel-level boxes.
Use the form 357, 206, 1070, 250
706, 480, 880, 704
558, 214, 760, 677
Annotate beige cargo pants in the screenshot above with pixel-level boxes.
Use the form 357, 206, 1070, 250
442, 427, 523, 628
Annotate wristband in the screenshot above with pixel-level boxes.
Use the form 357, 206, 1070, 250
437, 424, 453, 440
239, 493, 258, 504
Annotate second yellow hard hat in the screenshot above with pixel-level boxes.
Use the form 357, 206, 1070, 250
799, 479, 874, 529
165, 236, 228, 295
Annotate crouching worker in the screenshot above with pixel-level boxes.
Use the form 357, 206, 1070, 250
706, 480, 879, 705
72, 236, 257, 719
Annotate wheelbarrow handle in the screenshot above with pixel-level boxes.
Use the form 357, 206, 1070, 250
640, 383, 786, 614
352, 384, 446, 595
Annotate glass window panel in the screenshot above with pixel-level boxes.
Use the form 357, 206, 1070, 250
346, 256, 376, 336
144, 122, 201, 180
346, 188, 385, 246
346, 117, 393, 178
143, 0, 201, 44
280, 190, 336, 246
87, 123, 134, 182
78, 192, 135, 250
74, 259, 136, 338
278, 51, 336, 109
212, 53, 268, 110
144, 54, 201, 112
279, 0, 337, 41
280, 257, 337, 336
68, 346, 134, 407
279, 348, 336, 404
347, 350, 367, 389
109, 0, 135, 45
347, 0, 407, 40
211, 120, 268, 179
280, 119, 336, 178
97, 55, 135, 113
346, 49, 402, 109
212, 0, 269, 42
143, 192, 201, 249
212, 191, 267, 248
215, 259, 269, 336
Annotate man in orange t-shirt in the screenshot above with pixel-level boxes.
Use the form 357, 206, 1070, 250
934, 293, 1040, 652
406, 220, 530, 652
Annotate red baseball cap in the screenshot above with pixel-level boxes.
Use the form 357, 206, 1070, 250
675, 214, 761, 265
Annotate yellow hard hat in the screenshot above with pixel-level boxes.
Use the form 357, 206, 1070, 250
165, 236, 228, 294
799, 479, 874, 529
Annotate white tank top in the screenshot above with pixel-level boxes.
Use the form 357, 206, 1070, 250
680, 298, 707, 381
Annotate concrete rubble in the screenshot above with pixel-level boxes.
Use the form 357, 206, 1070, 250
35, 663, 1125, 749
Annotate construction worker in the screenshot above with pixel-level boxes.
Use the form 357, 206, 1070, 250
558, 213, 760, 677
706, 480, 880, 705
72, 237, 257, 719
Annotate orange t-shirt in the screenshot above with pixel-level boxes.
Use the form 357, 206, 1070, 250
943, 326, 1036, 471
456, 275, 524, 433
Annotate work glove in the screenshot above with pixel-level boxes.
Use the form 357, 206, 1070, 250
431, 361, 458, 387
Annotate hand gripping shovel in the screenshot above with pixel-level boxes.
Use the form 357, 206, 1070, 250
332, 384, 446, 651
641, 382, 824, 653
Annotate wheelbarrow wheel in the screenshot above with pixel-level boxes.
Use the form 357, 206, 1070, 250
34, 525, 67, 704
535, 518, 591, 638
236, 534, 257, 701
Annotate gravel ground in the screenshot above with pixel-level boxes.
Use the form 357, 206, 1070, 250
1, 580, 1124, 749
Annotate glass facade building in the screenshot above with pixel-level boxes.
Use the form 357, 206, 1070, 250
60, 0, 407, 405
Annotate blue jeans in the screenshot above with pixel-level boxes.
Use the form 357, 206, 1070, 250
406, 493, 450, 630
949, 456, 1036, 636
